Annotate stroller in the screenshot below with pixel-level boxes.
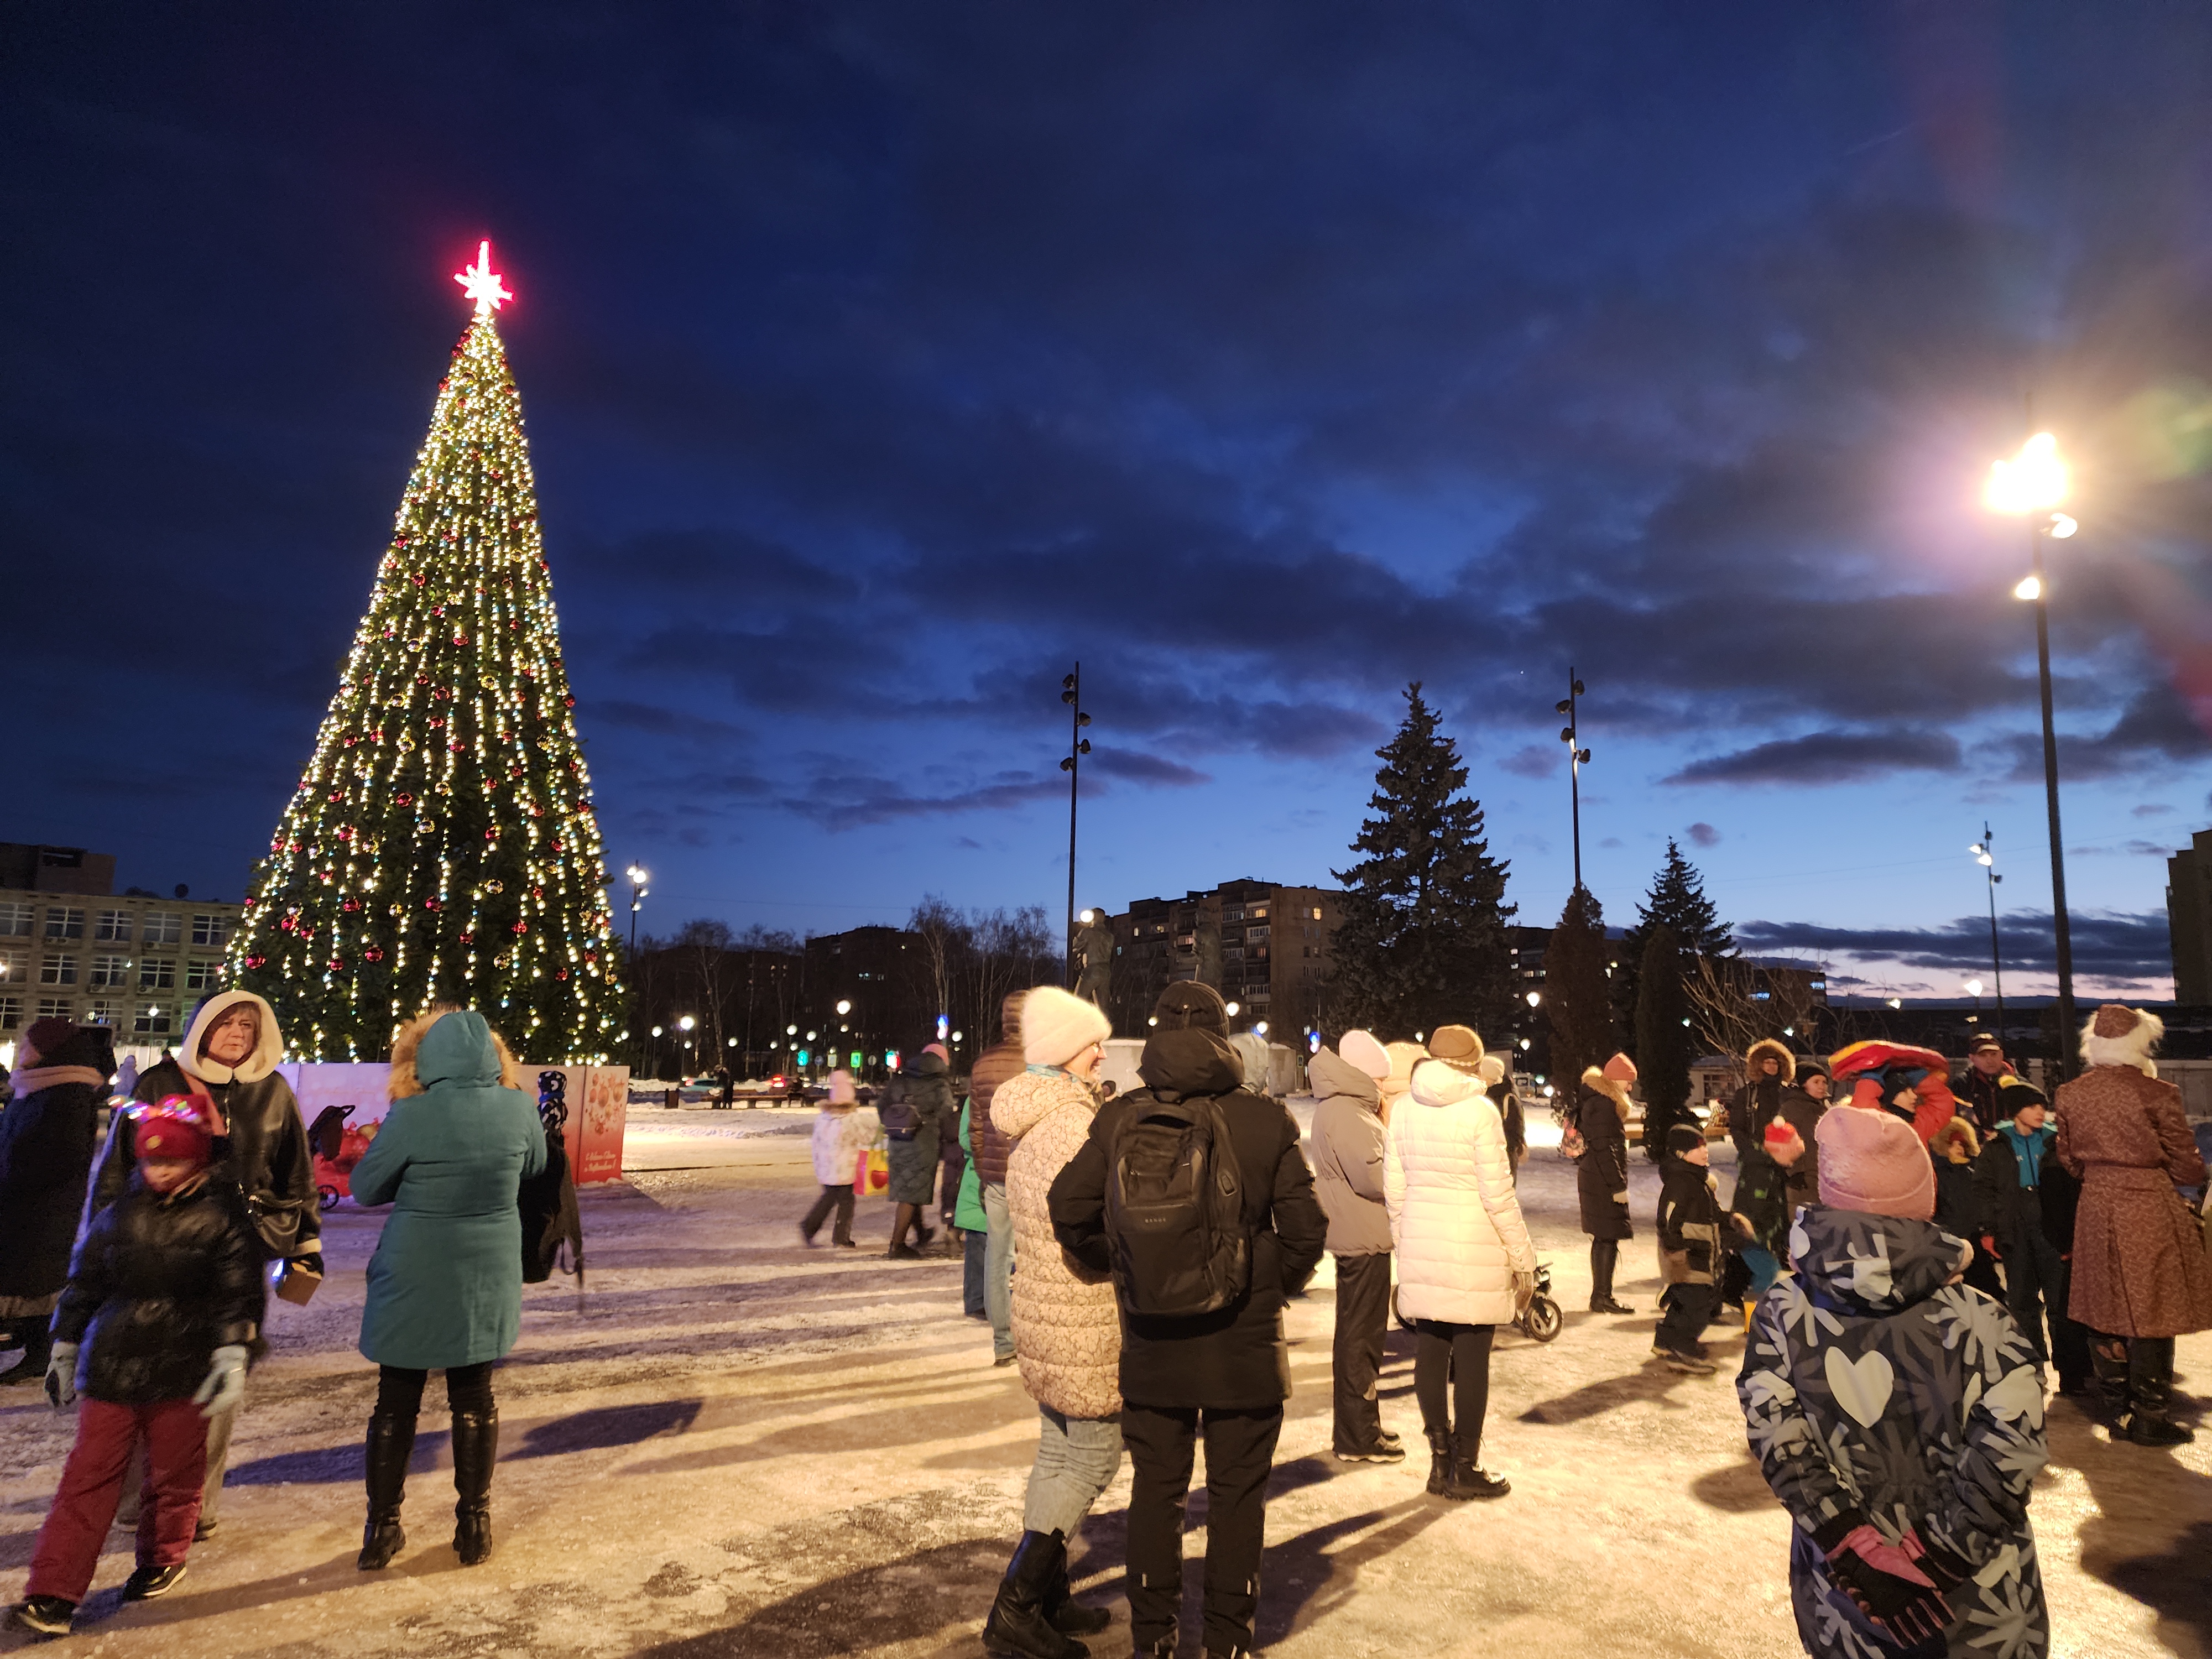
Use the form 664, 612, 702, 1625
1512, 1260, 1563, 1343
309, 1104, 375, 1209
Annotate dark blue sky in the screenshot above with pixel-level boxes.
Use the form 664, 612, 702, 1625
9, 3, 2211, 996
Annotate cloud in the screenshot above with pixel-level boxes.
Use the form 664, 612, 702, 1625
1499, 745, 1559, 779
2133, 803, 2176, 818
1663, 728, 1961, 786
2066, 839, 2169, 858
1736, 911, 2171, 980
1598, 836, 1624, 849
1687, 822, 1721, 847
1089, 749, 1212, 787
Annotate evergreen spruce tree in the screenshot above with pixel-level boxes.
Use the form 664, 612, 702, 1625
1326, 683, 1514, 1039
1632, 923, 1695, 1159
231, 245, 624, 1061
1615, 837, 1734, 1026
1543, 885, 1616, 1088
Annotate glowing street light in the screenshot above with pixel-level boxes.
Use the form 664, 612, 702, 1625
1968, 825, 2006, 1042
1985, 425, 2079, 1073
1525, 990, 1542, 1008
835, 999, 852, 1016
624, 864, 649, 958
1224, 1001, 1241, 1019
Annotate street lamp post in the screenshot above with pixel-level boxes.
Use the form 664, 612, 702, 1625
1555, 671, 1592, 891
1985, 429, 2080, 1076
1968, 826, 2006, 1044
625, 864, 649, 957
1060, 665, 1092, 988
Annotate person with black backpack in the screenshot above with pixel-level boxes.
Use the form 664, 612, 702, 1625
1048, 982, 1327, 1659
878, 1042, 954, 1258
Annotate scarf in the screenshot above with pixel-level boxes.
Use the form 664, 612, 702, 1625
9, 1065, 108, 1098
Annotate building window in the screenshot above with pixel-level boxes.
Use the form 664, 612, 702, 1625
1250, 906, 1269, 920
38, 997, 74, 1019
186, 959, 223, 990
135, 1005, 171, 1034
140, 958, 176, 989
89, 954, 129, 987
0, 901, 30, 937
95, 909, 133, 942
1248, 925, 1270, 941
1310, 907, 1322, 920
0, 995, 18, 1027
142, 912, 182, 946
191, 914, 229, 947
84, 1000, 117, 1026
44, 907, 85, 941
40, 954, 77, 985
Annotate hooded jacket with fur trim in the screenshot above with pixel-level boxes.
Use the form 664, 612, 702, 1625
1574, 1067, 1634, 1241
109, 989, 317, 1261
1385, 1060, 1535, 1324
1729, 1039, 1797, 1162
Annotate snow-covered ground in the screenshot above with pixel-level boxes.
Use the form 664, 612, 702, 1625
1, 1109, 2204, 1657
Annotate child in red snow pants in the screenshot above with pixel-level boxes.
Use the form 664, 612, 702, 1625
27, 1397, 208, 1603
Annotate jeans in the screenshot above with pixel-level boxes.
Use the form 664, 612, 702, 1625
1411, 1321, 1493, 1452
801, 1182, 856, 1244
983, 1182, 1016, 1360
963, 1227, 988, 1317
1331, 1253, 1392, 1453
1023, 1405, 1124, 1537
1123, 1402, 1284, 1658
30, 1396, 207, 1603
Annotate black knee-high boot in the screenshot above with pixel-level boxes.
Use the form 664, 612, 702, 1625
451, 1409, 499, 1565
2090, 1333, 2131, 1423
2125, 1337, 2193, 1447
357, 1411, 415, 1569
1589, 1240, 1634, 1314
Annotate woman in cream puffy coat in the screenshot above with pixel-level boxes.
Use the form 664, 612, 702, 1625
1385, 1055, 1536, 1501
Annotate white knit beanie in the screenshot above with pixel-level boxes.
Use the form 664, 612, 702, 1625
1021, 986, 1112, 1069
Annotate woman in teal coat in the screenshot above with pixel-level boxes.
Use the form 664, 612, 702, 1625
351, 1008, 545, 1572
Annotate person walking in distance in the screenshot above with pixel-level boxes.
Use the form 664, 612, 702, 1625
350, 1009, 546, 1570
1651, 1124, 1724, 1375
971, 993, 1030, 1365
1307, 1029, 1400, 1463
1576, 1053, 1637, 1313
1048, 982, 1327, 1659
980, 987, 1120, 1659
2054, 1005, 2212, 1445
879, 1042, 954, 1258
1385, 1051, 1536, 1500
9, 1100, 258, 1636
800, 1071, 868, 1248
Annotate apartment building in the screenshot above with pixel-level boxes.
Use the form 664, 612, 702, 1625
0, 843, 244, 1042
1106, 878, 1343, 1035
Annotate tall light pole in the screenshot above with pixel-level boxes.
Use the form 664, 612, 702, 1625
1984, 428, 2080, 1076
1555, 670, 1592, 891
1968, 826, 2006, 1044
1059, 665, 1092, 988
625, 864, 649, 957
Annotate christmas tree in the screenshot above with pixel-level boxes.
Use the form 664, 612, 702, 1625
1614, 836, 1733, 1027
231, 243, 624, 1061
1326, 682, 1515, 1039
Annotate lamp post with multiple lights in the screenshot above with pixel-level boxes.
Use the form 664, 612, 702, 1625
1060, 666, 1092, 987
1984, 430, 2080, 1075
1968, 825, 2006, 1044
1556, 671, 1592, 891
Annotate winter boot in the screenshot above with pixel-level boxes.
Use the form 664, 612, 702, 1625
1589, 1241, 1635, 1315
982, 1530, 1089, 1659
450, 1409, 499, 1566
2090, 1335, 2131, 1425
0, 1317, 51, 1386
1423, 1430, 1452, 1496
2124, 1337, 2194, 1447
1045, 1545, 1113, 1636
357, 1410, 416, 1569
1438, 1435, 1510, 1501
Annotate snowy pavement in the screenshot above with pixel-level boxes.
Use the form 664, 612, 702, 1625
2, 1107, 2206, 1657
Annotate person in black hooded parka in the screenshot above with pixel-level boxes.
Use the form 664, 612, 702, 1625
1049, 982, 1327, 1659
0, 1019, 117, 1386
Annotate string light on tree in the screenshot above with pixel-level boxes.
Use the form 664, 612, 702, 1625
229, 240, 624, 1060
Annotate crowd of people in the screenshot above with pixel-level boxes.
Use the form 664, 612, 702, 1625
1, 981, 2206, 1657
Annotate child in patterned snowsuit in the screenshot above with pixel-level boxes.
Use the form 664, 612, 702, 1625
1737, 1101, 2048, 1659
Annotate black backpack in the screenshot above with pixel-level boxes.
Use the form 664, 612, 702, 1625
1104, 1095, 1250, 1318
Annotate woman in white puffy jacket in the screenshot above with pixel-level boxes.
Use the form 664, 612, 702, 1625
1384, 1055, 1537, 1501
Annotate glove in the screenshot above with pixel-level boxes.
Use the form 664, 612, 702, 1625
1980, 1237, 1997, 1259
192, 1344, 249, 1420
44, 1342, 78, 1412
1511, 1269, 1537, 1312
1826, 1524, 1951, 1646
289, 1252, 326, 1277
1897, 1528, 1974, 1595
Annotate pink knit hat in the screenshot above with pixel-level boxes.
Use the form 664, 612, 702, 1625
1601, 1052, 1637, 1083
1817, 1105, 1934, 1219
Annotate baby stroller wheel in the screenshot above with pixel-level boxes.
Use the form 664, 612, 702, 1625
1523, 1295, 1563, 1343
318, 1185, 341, 1212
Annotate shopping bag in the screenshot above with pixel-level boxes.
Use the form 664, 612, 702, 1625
867, 1147, 890, 1194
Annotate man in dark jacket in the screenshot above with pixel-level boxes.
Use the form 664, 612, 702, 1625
969, 992, 1027, 1364
1307, 1031, 1398, 1463
1727, 1039, 1795, 1164
1954, 1034, 2013, 1138
1777, 1062, 1829, 1214
1049, 982, 1327, 1659
0, 1020, 116, 1386
1972, 1077, 2089, 1394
